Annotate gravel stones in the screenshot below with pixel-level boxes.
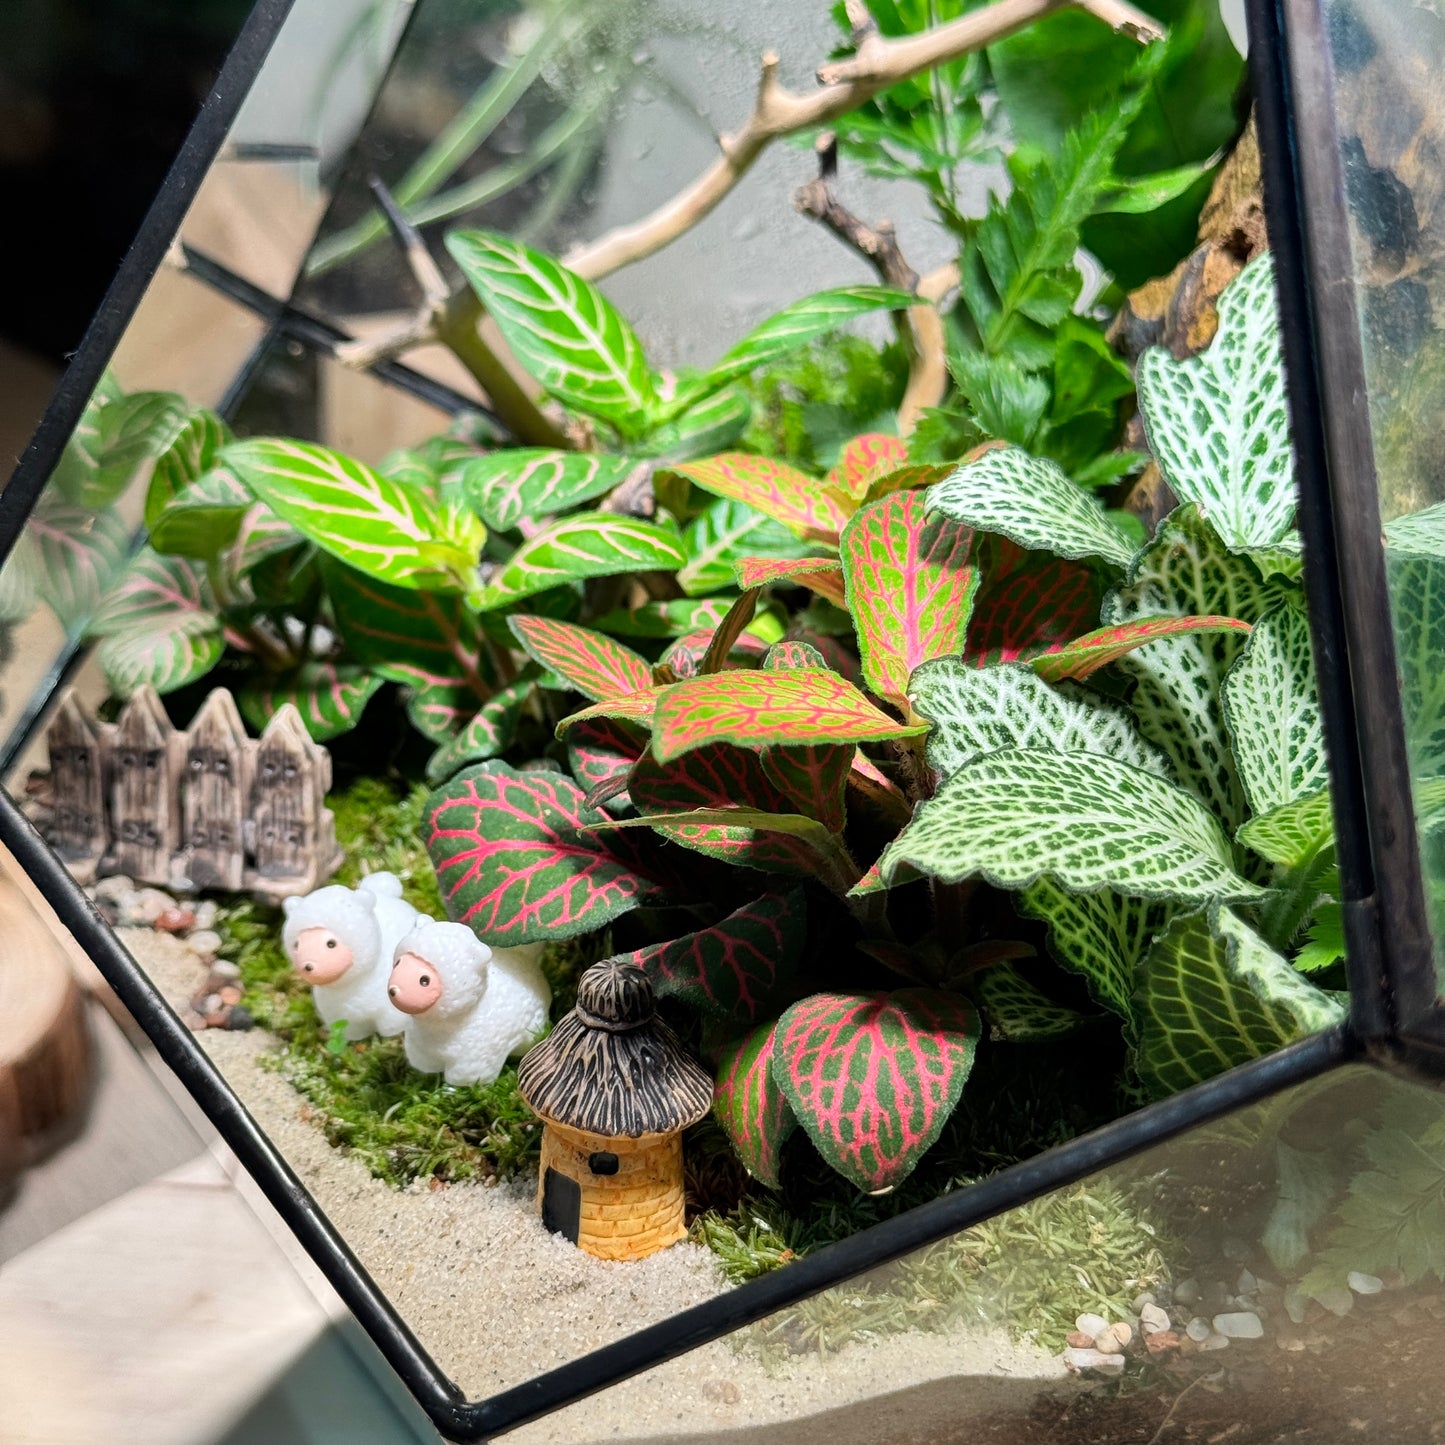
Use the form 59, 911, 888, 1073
1075, 1313, 1110, 1339
1212, 1311, 1264, 1339
187, 930, 223, 959
1139, 1303, 1172, 1335
1186, 1316, 1213, 1342
1063, 1347, 1125, 1375
154, 907, 197, 935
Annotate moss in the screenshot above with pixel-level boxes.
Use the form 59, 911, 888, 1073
699, 1180, 1168, 1360
216, 776, 586, 1188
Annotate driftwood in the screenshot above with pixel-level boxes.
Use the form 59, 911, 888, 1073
44, 686, 341, 901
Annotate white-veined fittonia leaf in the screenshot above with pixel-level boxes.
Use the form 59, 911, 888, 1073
1136, 252, 1296, 550
925, 445, 1137, 568
1102, 505, 1289, 830
1385, 502, 1445, 558
1387, 551, 1445, 776
881, 747, 1263, 904
1235, 786, 1335, 871
910, 658, 1169, 780
975, 963, 1088, 1040
1132, 905, 1343, 1099
1221, 604, 1327, 815
447, 230, 659, 436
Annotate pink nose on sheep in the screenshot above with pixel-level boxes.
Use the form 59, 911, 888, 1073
291, 927, 354, 985
388, 951, 444, 1015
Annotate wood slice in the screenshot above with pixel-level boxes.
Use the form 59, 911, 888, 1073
0, 873, 94, 1173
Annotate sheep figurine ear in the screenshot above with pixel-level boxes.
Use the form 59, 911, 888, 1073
415, 914, 434, 927
359, 872, 404, 900
282, 896, 301, 917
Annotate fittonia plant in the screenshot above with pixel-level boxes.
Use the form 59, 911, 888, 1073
419, 250, 1348, 1193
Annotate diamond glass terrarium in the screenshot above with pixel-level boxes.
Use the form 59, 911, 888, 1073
6, 0, 1445, 1438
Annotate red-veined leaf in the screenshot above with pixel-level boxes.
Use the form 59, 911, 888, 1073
764, 640, 826, 670
841, 490, 979, 707
848, 855, 926, 896
861, 462, 956, 504
759, 638, 849, 831
555, 689, 664, 736
565, 716, 646, 813
653, 669, 925, 761
659, 628, 769, 680
624, 891, 803, 1022
734, 557, 847, 607
847, 750, 910, 823
714, 1022, 797, 1189
509, 614, 652, 700
424, 761, 664, 943
667, 453, 851, 543
967, 541, 1103, 663
773, 990, 980, 1190
1028, 615, 1254, 683
794, 630, 865, 687
826, 433, 908, 500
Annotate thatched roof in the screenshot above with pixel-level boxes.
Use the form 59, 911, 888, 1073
517, 959, 712, 1137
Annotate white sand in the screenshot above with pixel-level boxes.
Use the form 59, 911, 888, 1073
129, 928, 1070, 1442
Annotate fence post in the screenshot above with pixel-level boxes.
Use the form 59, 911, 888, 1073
105, 687, 184, 885
44, 692, 109, 883
177, 687, 251, 891
245, 704, 341, 899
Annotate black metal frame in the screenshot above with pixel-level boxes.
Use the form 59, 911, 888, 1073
3, 0, 1443, 1439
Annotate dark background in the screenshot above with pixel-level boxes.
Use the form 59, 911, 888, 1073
0, 0, 252, 362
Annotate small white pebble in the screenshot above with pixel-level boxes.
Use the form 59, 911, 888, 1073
1186, 1316, 1212, 1342
188, 929, 223, 957
1063, 1347, 1125, 1375
1075, 1312, 1109, 1339
1140, 1302, 1171, 1335
1347, 1271, 1383, 1296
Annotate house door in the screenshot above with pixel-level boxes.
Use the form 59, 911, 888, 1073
541, 1167, 580, 1244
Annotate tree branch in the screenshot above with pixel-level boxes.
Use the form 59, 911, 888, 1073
794, 153, 947, 434
566, 0, 1162, 281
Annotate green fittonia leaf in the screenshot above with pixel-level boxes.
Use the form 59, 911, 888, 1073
149, 467, 254, 559
925, 445, 1136, 568
462, 449, 638, 531
975, 963, 1088, 1041
425, 677, 538, 784
1236, 786, 1335, 871
678, 495, 816, 596
1018, 881, 1174, 1021
881, 747, 1263, 904
1136, 252, 1295, 550
1221, 605, 1326, 815
1102, 506, 1287, 829
911, 658, 1168, 781
224, 438, 479, 588
144, 408, 232, 531
447, 230, 658, 434
239, 663, 384, 742
472, 512, 686, 610
1384, 501, 1445, 558
840, 489, 978, 708
30, 503, 132, 630
1388, 552, 1445, 776
1133, 905, 1344, 1099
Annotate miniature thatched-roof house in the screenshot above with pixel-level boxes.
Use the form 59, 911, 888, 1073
517, 959, 712, 1261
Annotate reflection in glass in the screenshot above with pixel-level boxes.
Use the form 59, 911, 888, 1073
1323, 0, 1445, 984
511, 1064, 1445, 1444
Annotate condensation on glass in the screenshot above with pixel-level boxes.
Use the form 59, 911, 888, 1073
1319, 0, 1445, 983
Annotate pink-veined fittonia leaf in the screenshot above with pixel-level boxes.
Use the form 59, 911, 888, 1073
1029, 615, 1253, 683
847, 749, 910, 824
860, 463, 956, 505
89, 547, 224, 696
714, 1022, 797, 1188
826, 433, 908, 500
652, 669, 926, 762
666, 454, 852, 543
424, 761, 664, 944
773, 990, 980, 1191
841, 489, 978, 708
627, 746, 853, 882
734, 556, 847, 607
760, 638, 849, 832
659, 627, 769, 680
425, 676, 539, 784
239, 663, 383, 741
554, 689, 664, 736
565, 715, 647, 813
967, 541, 1102, 663
509, 614, 652, 700
625, 890, 804, 1023
30, 501, 132, 630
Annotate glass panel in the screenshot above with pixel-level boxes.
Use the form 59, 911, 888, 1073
1320, 0, 1445, 980
513, 1063, 1445, 1442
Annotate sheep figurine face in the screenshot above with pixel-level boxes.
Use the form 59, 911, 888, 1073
388, 919, 550, 1087
388, 922, 489, 1019
280, 873, 418, 1040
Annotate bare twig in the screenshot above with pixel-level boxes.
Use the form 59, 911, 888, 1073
566, 0, 1162, 281
343, 0, 1162, 368
347, 176, 571, 449
1145, 1369, 1225, 1445
794, 158, 947, 433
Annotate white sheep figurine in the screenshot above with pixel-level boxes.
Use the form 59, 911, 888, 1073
281, 872, 420, 1041
386, 919, 551, 1087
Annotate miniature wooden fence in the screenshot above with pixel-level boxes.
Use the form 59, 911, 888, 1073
46, 686, 341, 900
